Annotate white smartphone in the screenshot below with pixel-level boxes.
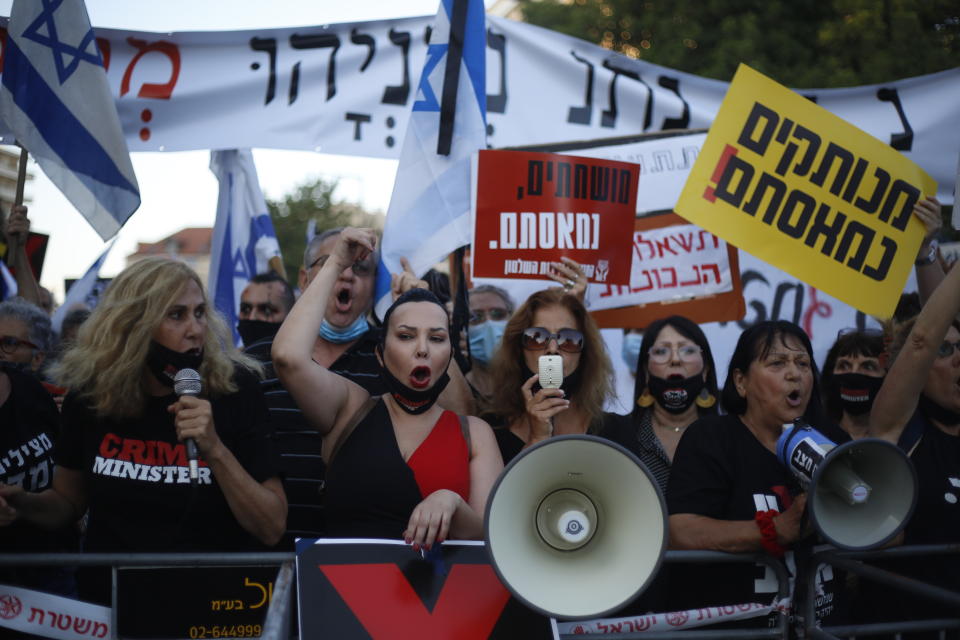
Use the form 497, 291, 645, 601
538, 355, 564, 389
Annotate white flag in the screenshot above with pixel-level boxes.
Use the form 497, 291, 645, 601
50, 240, 114, 334
374, 0, 487, 318
208, 149, 282, 345
0, 0, 139, 240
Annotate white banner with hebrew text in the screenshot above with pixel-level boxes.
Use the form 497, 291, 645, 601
0, 16, 955, 203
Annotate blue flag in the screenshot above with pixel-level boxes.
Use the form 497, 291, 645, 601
208, 149, 283, 346
374, 0, 487, 318
0, 260, 17, 301
0, 0, 140, 240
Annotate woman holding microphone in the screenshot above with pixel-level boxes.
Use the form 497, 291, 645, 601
0, 258, 286, 603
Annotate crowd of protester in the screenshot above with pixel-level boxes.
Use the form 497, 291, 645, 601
0, 195, 956, 637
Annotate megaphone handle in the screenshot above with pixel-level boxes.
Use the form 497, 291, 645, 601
798, 493, 810, 538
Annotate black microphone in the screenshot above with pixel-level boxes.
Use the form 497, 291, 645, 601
173, 368, 202, 485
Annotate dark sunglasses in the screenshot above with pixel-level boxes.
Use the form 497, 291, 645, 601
0, 335, 38, 354
308, 254, 374, 277
521, 327, 584, 353
936, 339, 960, 359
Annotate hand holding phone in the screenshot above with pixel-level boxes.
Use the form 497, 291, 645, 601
538, 355, 563, 390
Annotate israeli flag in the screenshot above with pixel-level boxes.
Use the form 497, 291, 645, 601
0, 260, 17, 301
50, 240, 114, 334
208, 149, 283, 345
0, 0, 140, 240
374, 0, 487, 318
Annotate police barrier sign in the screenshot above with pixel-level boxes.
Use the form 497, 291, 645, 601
297, 539, 552, 639
471, 150, 638, 286
676, 64, 937, 318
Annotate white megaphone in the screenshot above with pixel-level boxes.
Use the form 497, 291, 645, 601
777, 420, 917, 550
484, 435, 667, 619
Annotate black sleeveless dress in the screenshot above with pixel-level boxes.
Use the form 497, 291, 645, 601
324, 400, 469, 539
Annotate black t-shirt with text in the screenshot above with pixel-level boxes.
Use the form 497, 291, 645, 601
0, 368, 77, 590
666, 414, 845, 627
57, 369, 278, 556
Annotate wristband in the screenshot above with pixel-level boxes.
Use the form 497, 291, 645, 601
915, 240, 938, 266
755, 509, 787, 557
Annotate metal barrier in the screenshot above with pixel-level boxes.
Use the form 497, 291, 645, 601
0, 552, 296, 640
3, 546, 955, 639
2, 549, 788, 640
555, 549, 792, 640
802, 544, 960, 639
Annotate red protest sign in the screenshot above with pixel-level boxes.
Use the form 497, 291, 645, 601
472, 149, 637, 285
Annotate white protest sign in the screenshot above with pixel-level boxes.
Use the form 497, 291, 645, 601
586, 223, 734, 311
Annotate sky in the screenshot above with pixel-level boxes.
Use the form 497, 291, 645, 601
0, 0, 460, 301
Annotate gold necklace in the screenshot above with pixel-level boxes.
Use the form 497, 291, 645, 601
653, 417, 686, 433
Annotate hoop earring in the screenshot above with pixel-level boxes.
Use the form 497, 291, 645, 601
695, 388, 716, 409
637, 389, 655, 408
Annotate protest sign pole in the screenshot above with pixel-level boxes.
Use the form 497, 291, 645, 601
952, 149, 959, 230
14, 145, 27, 207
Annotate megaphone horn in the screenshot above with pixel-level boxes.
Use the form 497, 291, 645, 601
484, 435, 667, 619
777, 420, 917, 550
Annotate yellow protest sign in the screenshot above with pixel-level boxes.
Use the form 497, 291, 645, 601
676, 64, 936, 318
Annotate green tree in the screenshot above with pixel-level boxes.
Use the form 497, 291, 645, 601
518, 0, 959, 87
267, 177, 381, 283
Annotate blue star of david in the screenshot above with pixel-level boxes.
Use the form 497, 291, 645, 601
21, 0, 104, 85
232, 247, 252, 280
412, 43, 448, 113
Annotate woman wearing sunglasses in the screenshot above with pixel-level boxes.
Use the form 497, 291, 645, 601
868, 252, 960, 628
602, 315, 719, 494
487, 288, 615, 464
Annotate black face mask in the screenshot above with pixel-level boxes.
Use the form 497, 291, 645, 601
377, 346, 451, 415
828, 373, 883, 416
0, 359, 32, 375
918, 393, 960, 427
237, 319, 281, 346
647, 373, 705, 414
146, 341, 203, 388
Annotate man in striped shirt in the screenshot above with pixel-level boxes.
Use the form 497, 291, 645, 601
243, 229, 383, 547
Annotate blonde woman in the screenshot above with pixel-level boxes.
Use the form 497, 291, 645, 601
0, 258, 286, 603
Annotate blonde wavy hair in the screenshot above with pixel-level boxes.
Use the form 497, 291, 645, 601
489, 288, 614, 431
52, 257, 262, 418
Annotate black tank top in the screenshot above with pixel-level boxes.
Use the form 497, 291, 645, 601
324, 400, 427, 539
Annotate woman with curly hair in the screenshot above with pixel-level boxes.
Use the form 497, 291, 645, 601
0, 258, 286, 603
487, 287, 615, 464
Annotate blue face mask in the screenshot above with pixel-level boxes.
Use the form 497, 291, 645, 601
319, 315, 370, 344
468, 320, 507, 365
621, 333, 643, 371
